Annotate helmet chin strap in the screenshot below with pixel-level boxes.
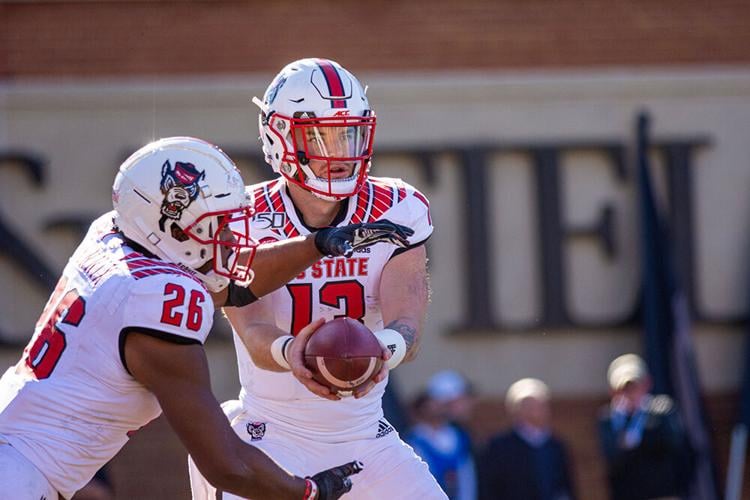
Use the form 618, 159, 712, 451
223, 249, 255, 289
299, 161, 361, 201
252, 96, 269, 114
308, 187, 350, 202
196, 269, 231, 293
194, 241, 256, 293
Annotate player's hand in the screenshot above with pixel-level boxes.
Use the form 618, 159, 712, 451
306, 460, 364, 500
314, 220, 414, 258
353, 343, 391, 399
288, 318, 341, 401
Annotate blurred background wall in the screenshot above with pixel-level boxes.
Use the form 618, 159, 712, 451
1, 1, 749, 498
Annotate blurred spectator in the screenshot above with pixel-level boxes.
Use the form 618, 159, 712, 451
478, 378, 576, 500
427, 369, 478, 432
406, 370, 478, 500
598, 354, 693, 500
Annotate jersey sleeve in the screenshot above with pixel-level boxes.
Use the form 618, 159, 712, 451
121, 274, 214, 345
386, 181, 434, 246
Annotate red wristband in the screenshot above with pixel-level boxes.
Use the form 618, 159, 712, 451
303, 478, 319, 500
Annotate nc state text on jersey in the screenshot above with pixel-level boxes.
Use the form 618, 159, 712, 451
295, 256, 369, 280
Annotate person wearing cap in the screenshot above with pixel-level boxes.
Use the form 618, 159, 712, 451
406, 370, 478, 500
478, 378, 576, 500
598, 354, 693, 500
427, 370, 478, 431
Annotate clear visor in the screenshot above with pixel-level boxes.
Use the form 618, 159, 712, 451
294, 124, 371, 159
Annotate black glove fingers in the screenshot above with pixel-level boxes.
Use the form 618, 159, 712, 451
394, 224, 415, 238
316, 221, 414, 257
348, 460, 364, 475
342, 478, 353, 493
310, 460, 363, 500
335, 460, 364, 477
370, 219, 414, 238
393, 238, 409, 248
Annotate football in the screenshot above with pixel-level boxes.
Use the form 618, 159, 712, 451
304, 317, 384, 396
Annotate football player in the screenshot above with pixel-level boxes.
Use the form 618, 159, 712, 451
189, 59, 447, 499
0, 136, 412, 499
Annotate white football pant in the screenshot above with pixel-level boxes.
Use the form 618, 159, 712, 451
0, 442, 59, 500
188, 400, 447, 500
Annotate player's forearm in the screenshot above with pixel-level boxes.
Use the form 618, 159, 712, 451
162, 382, 305, 498
179, 409, 307, 499
379, 246, 429, 364
248, 235, 321, 298
238, 324, 290, 371
217, 444, 307, 499
384, 318, 422, 363
129, 337, 305, 499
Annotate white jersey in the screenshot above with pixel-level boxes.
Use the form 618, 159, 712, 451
0, 211, 214, 499
234, 177, 432, 442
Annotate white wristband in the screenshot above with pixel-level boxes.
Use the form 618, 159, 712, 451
270, 335, 294, 370
374, 329, 407, 370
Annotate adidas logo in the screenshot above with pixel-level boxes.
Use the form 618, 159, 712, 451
376, 419, 394, 438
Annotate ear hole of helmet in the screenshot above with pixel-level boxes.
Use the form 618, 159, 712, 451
296, 150, 310, 165
170, 223, 189, 242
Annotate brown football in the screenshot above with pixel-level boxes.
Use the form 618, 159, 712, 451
304, 318, 383, 396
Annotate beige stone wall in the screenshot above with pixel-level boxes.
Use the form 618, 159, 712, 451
2, 67, 749, 403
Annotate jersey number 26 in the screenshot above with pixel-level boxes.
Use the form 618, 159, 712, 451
23, 277, 86, 379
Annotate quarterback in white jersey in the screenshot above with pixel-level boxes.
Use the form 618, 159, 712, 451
0, 137, 408, 500
189, 59, 447, 499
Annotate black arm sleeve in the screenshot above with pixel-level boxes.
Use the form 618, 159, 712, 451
224, 281, 259, 308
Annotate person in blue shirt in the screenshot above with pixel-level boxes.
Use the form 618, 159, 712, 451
407, 370, 478, 500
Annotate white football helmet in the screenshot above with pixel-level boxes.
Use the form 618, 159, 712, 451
253, 58, 376, 200
112, 137, 257, 292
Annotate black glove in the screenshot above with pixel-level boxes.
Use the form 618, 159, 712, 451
314, 220, 415, 257
307, 461, 363, 500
